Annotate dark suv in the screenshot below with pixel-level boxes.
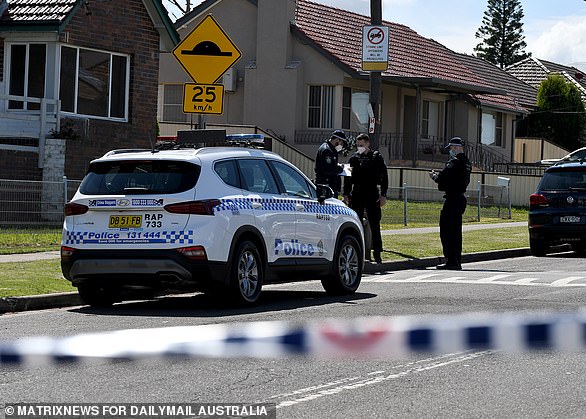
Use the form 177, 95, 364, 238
529, 162, 586, 256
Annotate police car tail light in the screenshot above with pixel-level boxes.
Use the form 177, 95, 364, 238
530, 194, 549, 208
176, 246, 207, 260
64, 203, 89, 216
164, 199, 221, 215
60, 246, 76, 260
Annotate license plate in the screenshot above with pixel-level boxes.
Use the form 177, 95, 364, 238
560, 216, 581, 223
109, 215, 142, 228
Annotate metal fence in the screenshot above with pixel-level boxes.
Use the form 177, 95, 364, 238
383, 181, 512, 226
1, 177, 511, 233
0, 177, 81, 228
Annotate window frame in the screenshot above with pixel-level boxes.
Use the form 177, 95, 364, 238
6, 42, 48, 111
58, 44, 130, 122
307, 85, 334, 129
161, 83, 190, 123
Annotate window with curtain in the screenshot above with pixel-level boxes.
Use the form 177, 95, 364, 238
342, 87, 369, 132
308, 85, 334, 129
481, 111, 503, 146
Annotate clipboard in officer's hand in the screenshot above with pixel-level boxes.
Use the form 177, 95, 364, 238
340, 163, 352, 177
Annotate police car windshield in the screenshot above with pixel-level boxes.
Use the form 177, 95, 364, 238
79, 160, 200, 195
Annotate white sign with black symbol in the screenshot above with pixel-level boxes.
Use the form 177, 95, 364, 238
362, 25, 389, 71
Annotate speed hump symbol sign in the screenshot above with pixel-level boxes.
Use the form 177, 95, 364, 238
173, 14, 242, 84
183, 83, 224, 115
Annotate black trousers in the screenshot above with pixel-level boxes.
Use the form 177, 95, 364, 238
439, 194, 467, 264
351, 199, 382, 253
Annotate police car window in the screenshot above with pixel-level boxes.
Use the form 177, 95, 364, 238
269, 161, 315, 199
237, 159, 279, 194
214, 160, 240, 188
79, 160, 199, 195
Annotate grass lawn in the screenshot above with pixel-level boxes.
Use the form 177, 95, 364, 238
0, 259, 75, 298
381, 226, 529, 261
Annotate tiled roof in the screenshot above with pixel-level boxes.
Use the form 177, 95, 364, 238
455, 53, 537, 112
506, 57, 586, 104
294, 0, 504, 95
1, 0, 79, 23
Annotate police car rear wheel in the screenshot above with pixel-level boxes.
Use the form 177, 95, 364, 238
77, 283, 117, 308
321, 235, 362, 295
229, 240, 263, 304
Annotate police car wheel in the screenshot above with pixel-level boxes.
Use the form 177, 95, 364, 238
228, 240, 264, 304
77, 283, 117, 308
321, 235, 362, 295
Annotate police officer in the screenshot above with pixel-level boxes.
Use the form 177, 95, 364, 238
314, 129, 347, 196
343, 133, 388, 264
429, 137, 472, 270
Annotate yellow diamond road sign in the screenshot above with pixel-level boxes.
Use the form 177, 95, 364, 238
173, 14, 242, 84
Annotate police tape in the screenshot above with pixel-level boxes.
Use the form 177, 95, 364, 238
2, 310, 586, 364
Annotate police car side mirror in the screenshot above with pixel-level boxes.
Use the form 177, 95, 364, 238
316, 184, 334, 204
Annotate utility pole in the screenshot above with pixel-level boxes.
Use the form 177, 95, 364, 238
370, 0, 382, 150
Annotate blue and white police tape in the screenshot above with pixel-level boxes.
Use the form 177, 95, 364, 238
2, 310, 586, 365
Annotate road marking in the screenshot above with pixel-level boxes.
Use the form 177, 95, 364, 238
477, 274, 512, 283
402, 273, 442, 282
551, 276, 583, 287
269, 351, 492, 409
514, 277, 540, 285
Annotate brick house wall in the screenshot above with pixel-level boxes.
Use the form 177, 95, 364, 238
60, 1, 161, 180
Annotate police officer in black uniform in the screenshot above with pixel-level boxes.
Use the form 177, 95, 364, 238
314, 129, 348, 196
343, 133, 388, 263
429, 137, 472, 270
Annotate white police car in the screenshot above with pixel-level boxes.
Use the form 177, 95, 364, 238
61, 135, 365, 307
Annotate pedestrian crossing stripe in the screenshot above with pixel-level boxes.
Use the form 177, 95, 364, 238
363, 274, 586, 287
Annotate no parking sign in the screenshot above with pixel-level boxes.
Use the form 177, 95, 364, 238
362, 25, 389, 71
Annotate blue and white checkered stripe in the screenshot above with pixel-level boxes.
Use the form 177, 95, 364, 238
214, 198, 355, 216
64, 231, 193, 245
2, 311, 586, 365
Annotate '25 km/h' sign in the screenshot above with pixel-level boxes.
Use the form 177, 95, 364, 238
182, 83, 224, 115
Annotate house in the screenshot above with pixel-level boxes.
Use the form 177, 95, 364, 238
506, 57, 586, 105
0, 0, 179, 182
158, 0, 538, 170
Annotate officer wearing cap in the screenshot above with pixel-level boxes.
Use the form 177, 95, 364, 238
343, 133, 388, 263
429, 137, 472, 270
314, 129, 347, 196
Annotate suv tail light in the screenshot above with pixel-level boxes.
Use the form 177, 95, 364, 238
176, 246, 207, 261
60, 246, 76, 260
64, 203, 88, 216
530, 194, 549, 208
164, 199, 221, 215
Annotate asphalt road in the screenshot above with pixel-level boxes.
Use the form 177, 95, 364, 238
1, 254, 586, 418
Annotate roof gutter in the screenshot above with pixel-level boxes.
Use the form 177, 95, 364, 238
378, 75, 507, 96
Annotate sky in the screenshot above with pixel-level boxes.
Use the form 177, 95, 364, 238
163, 0, 586, 70
310, 0, 586, 69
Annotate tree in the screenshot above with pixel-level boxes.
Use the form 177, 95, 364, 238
163, 0, 193, 20
526, 74, 586, 150
474, 0, 530, 69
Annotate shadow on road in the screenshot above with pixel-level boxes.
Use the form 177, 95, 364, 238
69, 289, 377, 318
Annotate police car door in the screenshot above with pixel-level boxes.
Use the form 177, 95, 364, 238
268, 160, 332, 266
236, 159, 296, 266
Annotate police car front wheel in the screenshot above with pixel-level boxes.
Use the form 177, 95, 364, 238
321, 235, 362, 295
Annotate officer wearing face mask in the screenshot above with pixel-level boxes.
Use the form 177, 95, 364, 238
343, 133, 388, 263
315, 129, 348, 196
429, 137, 472, 270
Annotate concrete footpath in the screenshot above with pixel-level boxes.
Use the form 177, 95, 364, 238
0, 222, 530, 314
